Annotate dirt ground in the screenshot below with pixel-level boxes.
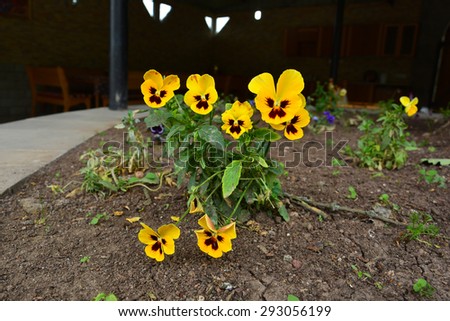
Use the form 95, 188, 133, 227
1, 112, 449, 301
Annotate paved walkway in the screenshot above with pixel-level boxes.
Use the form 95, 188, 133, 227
0, 106, 144, 195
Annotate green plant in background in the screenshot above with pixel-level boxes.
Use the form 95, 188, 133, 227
418, 168, 447, 188
347, 98, 418, 170
79, 110, 162, 195
307, 80, 347, 133
413, 278, 435, 298
402, 211, 440, 245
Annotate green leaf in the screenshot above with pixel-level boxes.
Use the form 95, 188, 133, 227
287, 294, 300, 301
347, 186, 357, 200
420, 158, 450, 166
252, 128, 282, 142
144, 109, 171, 128
222, 160, 242, 198
278, 204, 290, 222
256, 156, 269, 168
198, 125, 225, 150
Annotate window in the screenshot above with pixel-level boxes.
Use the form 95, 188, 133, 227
382, 24, 418, 57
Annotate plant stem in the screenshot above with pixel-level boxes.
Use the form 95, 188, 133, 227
227, 180, 253, 221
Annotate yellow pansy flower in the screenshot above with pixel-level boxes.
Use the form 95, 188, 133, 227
248, 69, 306, 125
270, 108, 310, 140
400, 96, 418, 117
195, 214, 236, 258
189, 197, 204, 214
138, 222, 180, 262
221, 103, 253, 139
184, 74, 218, 115
141, 70, 180, 108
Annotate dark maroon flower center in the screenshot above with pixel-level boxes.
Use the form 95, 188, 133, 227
204, 231, 224, 251
266, 97, 289, 119
194, 93, 211, 110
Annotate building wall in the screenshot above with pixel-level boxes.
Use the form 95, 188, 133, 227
0, 0, 446, 122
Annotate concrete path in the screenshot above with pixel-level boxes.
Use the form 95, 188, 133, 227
0, 106, 144, 195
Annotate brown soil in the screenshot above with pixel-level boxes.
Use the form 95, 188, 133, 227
1, 114, 449, 301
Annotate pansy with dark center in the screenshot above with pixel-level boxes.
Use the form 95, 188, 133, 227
248, 69, 306, 125
195, 214, 236, 258
141, 69, 180, 109
184, 74, 218, 115
138, 223, 180, 262
221, 101, 253, 139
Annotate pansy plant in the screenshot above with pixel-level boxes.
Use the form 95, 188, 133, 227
136, 68, 310, 261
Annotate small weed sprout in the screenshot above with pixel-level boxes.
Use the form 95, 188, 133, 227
418, 168, 447, 188
93, 292, 118, 301
347, 186, 358, 200
413, 278, 435, 298
402, 211, 440, 246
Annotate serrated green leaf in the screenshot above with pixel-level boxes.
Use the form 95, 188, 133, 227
222, 160, 242, 198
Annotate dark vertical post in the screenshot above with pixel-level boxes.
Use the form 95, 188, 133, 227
109, 0, 128, 110
330, 0, 345, 82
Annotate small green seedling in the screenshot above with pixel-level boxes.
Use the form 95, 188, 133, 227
347, 186, 358, 200
88, 212, 108, 225
94, 292, 118, 301
287, 294, 300, 301
378, 193, 401, 211
80, 256, 90, 263
351, 264, 371, 280
418, 168, 447, 188
413, 279, 435, 298
332, 170, 341, 176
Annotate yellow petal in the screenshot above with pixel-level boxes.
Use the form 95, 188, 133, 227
161, 237, 176, 255
248, 72, 275, 96
114, 211, 124, 216
406, 105, 418, 117
138, 223, 159, 245
189, 197, 204, 213
197, 214, 216, 232
410, 97, 419, 106
218, 221, 237, 240
158, 223, 181, 240
292, 108, 311, 128
276, 69, 305, 99
399, 96, 410, 107
126, 216, 141, 223
270, 123, 286, 131
231, 101, 254, 117
162, 74, 180, 92
143, 70, 163, 88
144, 243, 165, 262
170, 216, 180, 222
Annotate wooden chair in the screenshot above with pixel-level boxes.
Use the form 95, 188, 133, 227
26, 66, 92, 116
